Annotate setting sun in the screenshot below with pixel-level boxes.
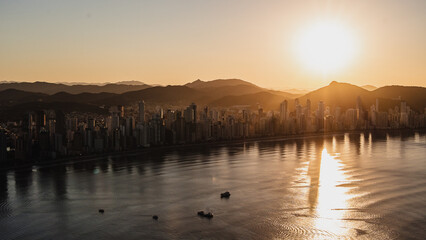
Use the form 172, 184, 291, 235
295, 21, 358, 74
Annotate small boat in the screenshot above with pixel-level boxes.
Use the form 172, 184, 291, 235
220, 191, 231, 198
197, 211, 205, 216
197, 211, 213, 218
98, 209, 105, 213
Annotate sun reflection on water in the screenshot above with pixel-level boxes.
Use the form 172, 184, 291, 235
312, 148, 351, 237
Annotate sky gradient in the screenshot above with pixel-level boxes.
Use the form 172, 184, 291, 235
1, 0, 425, 90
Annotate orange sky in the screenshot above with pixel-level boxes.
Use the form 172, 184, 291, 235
1, 0, 425, 90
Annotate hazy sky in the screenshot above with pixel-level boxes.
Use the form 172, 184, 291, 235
1, 0, 425, 90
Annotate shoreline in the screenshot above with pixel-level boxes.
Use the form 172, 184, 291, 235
1, 128, 424, 172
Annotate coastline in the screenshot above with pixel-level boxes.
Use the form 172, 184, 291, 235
1, 128, 424, 172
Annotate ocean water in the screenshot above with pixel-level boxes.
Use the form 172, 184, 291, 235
0, 131, 425, 239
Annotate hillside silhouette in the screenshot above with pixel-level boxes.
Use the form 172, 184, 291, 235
296, 81, 372, 111
186, 79, 299, 99
185, 79, 256, 89
0, 80, 425, 117
0, 81, 151, 94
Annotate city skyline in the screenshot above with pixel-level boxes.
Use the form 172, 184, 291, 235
1, 92, 423, 163
1, 1, 426, 89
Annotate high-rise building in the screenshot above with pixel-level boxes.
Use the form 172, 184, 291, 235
377, 111, 389, 129
280, 100, 288, 122
356, 96, 362, 111
0, 130, 7, 162
35, 110, 46, 133
306, 99, 311, 116
305, 99, 312, 131
184, 103, 197, 123
401, 101, 407, 113
356, 96, 365, 128
55, 110, 66, 135
190, 103, 197, 123
400, 101, 408, 126
120, 106, 125, 118
138, 100, 145, 123
184, 107, 194, 123
125, 117, 135, 136
345, 108, 357, 130
87, 118, 95, 130
317, 101, 325, 130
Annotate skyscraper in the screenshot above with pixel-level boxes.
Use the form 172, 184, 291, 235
190, 103, 197, 123
295, 98, 300, 110
356, 96, 365, 127
280, 100, 288, 122
400, 101, 408, 126
138, 100, 145, 123
306, 99, 311, 116
183, 103, 197, 123
317, 101, 325, 130
0, 130, 7, 162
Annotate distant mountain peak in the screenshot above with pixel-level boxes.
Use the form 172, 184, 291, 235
282, 88, 309, 95
361, 85, 378, 91
0, 81, 152, 94
185, 78, 257, 89
114, 80, 147, 85
325, 81, 363, 89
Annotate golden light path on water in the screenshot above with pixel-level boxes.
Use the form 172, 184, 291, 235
293, 136, 359, 239
313, 148, 351, 237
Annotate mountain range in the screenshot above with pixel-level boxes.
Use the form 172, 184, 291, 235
0, 81, 152, 94
0, 79, 425, 121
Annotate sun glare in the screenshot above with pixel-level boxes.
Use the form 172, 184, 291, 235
295, 21, 357, 74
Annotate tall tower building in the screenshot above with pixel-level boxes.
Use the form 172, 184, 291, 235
184, 106, 194, 123
356, 96, 362, 111
295, 98, 300, 110
0, 130, 7, 162
318, 101, 324, 117
306, 99, 311, 117
400, 101, 408, 126
119, 106, 125, 118
356, 96, 364, 125
317, 101, 325, 130
190, 103, 197, 123
400, 101, 407, 113
280, 100, 288, 122
138, 100, 145, 123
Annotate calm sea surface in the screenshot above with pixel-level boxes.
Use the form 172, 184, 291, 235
0, 131, 425, 239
